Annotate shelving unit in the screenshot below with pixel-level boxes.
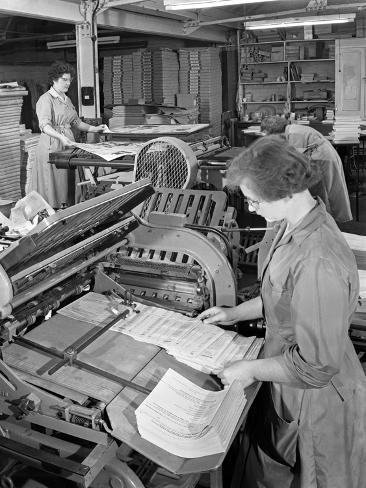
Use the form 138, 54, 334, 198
238, 36, 336, 120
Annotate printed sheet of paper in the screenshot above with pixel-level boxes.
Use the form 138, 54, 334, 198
111, 304, 224, 356
104, 124, 209, 136
57, 292, 263, 373
72, 141, 144, 161
57, 292, 117, 325
136, 368, 246, 458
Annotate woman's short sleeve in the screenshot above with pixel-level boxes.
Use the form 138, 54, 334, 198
36, 94, 53, 132
68, 100, 83, 129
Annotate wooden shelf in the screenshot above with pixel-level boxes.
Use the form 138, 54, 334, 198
241, 81, 334, 85
291, 100, 332, 103
246, 101, 286, 104
240, 40, 285, 46
240, 81, 288, 85
244, 58, 334, 64
244, 61, 287, 65
288, 58, 334, 62
290, 80, 335, 83
240, 38, 335, 47
285, 38, 336, 43
239, 37, 336, 116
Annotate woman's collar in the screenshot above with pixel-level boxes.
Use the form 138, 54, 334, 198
49, 86, 67, 102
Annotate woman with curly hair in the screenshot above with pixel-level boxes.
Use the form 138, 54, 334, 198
34, 61, 106, 208
199, 135, 366, 487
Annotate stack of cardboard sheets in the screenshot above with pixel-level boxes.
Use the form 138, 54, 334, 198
0, 86, 28, 200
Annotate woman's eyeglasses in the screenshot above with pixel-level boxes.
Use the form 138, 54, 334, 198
60, 77, 72, 83
244, 197, 262, 210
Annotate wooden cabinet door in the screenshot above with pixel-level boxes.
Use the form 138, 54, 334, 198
335, 38, 366, 118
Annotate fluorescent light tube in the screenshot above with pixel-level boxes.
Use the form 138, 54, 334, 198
165, 0, 281, 10
47, 36, 120, 49
245, 13, 355, 30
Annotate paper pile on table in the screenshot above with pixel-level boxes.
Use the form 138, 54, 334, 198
332, 115, 361, 143
136, 368, 247, 458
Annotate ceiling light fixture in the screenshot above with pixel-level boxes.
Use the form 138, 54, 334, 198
245, 13, 356, 30
47, 36, 120, 49
164, 0, 282, 11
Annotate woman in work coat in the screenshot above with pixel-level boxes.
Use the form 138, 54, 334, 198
34, 61, 106, 208
199, 135, 366, 488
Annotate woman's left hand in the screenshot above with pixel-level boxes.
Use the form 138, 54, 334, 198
88, 124, 108, 133
217, 360, 256, 389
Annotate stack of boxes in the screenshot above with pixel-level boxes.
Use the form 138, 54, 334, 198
142, 50, 153, 103
0, 87, 28, 200
178, 47, 222, 136
103, 55, 134, 105
152, 49, 179, 106
103, 51, 153, 106
102, 56, 113, 105
132, 51, 143, 101
102, 47, 221, 135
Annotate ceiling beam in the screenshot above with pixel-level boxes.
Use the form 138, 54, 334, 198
0, 0, 227, 42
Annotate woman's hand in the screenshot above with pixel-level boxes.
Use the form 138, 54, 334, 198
198, 306, 239, 325
217, 360, 256, 389
89, 124, 108, 133
59, 135, 74, 147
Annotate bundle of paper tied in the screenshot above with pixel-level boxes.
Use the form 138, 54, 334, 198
57, 292, 263, 374
135, 368, 247, 458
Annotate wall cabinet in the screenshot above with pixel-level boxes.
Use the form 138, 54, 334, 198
335, 38, 366, 119
238, 38, 335, 121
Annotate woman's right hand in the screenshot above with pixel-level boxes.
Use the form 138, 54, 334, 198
59, 135, 74, 147
198, 306, 238, 326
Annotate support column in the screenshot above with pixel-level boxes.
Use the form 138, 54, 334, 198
76, 0, 100, 120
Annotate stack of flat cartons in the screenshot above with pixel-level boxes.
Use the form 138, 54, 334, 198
20, 132, 40, 196
178, 47, 222, 136
132, 51, 144, 101
102, 55, 134, 105
109, 105, 147, 128
103, 56, 113, 105
111, 56, 123, 105
178, 49, 191, 95
142, 50, 153, 103
120, 54, 133, 104
152, 48, 179, 106
0, 87, 27, 200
